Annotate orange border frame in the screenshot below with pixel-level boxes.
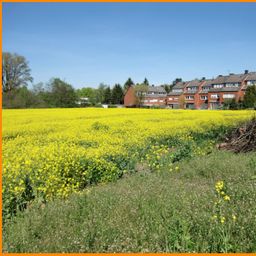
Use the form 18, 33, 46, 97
2, 0, 256, 2
1, 1, 256, 256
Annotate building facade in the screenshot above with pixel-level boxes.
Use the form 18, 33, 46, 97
124, 85, 167, 107
123, 71, 256, 109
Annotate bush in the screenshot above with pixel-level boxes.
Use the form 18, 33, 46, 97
108, 104, 117, 108
94, 103, 103, 108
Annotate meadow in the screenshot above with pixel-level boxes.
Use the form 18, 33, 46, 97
2, 108, 256, 252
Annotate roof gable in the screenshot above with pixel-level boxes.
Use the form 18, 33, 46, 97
245, 72, 256, 81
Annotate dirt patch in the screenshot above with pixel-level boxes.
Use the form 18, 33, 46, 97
217, 117, 256, 153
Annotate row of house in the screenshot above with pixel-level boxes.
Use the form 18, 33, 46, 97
124, 71, 256, 109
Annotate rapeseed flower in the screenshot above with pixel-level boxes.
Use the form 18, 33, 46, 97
2, 108, 253, 214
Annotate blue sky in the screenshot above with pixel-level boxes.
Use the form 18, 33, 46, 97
3, 3, 256, 88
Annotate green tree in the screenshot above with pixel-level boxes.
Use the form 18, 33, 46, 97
243, 85, 256, 109
223, 99, 239, 110
47, 78, 77, 108
124, 78, 134, 91
32, 82, 45, 95
76, 87, 97, 104
2, 52, 33, 92
3, 86, 37, 109
172, 78, 182, 86
112, 84, 124, 104
143, 78, 149, 86
95, 83, 107, 103
104, 87, 112, 104
161, 84, 171, 93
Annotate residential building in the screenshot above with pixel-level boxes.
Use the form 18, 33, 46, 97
124, 85, 166, 107
141, 86, 167, 107
183, 79, 205, 109
242, 72, 256, 93
198, 79, 214, 109
208, 73, 247, 109
166, 82, 188, 109
123, 70, 256, 109
123, 86, 137, 107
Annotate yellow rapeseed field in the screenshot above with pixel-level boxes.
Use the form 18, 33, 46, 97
2, 108, 254, 214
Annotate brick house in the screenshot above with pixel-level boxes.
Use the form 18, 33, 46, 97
141, 86, 167, 107
241, 72, 256, 95
208, 73, 247, 109
123, 70, 256, 109
198, 79, 214, 109
183, 79, 207, 109
166, 82, 188, 109
123, 86, 137, 107
124, 85, 167, 107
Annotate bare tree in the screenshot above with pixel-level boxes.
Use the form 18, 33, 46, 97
178, 95, 186, 109
2, 52, 33, 92
134, 84, 148, 107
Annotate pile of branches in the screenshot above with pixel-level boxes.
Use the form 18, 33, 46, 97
217, 117, 256, 153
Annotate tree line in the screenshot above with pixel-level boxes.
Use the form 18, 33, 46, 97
2, 52, 256, 109
2, 52, 159, 108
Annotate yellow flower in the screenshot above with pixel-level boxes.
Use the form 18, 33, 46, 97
224, 195, 230, 201
2, 108, 253, 213
232, 214, 237, 221
215, 180, 224, 193
220, 216, 226, 224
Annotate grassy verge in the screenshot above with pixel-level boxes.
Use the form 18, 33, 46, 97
3, 149, 256, 253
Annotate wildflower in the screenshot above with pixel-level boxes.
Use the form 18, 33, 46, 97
224, 195, 230, 201
3, 108, 252, 216
232, 214, 237, 221
220, 216, 226, 224
215, 180, 224, 193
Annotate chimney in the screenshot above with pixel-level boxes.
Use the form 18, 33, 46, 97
244, 70, 249, 74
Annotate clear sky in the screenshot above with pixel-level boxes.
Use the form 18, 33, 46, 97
3, 3, 256, 88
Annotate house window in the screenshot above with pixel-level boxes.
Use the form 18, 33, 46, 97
200, 96, 208, 100
247, 80, 256, 86
187, 87, 197, 91
174, 97, 178, 100
173, 89, 182, 93
168, 97, 173, 100
185, 96, 194, 100
223, 94, 235, 99
211, 94, 219, 99
149, 99, 158, 103
225, 83, 240, 87
213, 84, 224, 88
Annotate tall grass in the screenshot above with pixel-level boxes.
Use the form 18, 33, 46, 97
3, 150, 256, 253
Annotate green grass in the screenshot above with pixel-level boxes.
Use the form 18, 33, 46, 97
3, 149, 256, 253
